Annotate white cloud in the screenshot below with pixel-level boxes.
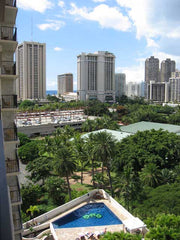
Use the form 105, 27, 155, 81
17, 0, 53, 13
147, 38, 159, 48
47, 80, 57, 90
54, 47, 63, 51
116, 60, 145, 83
69, 3, 131, 31
58, 1, 65, 8
93, 0, 106, 2
116, 0, 180, 46
37, 20, 65, 31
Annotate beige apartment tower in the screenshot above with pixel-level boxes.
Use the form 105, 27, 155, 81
160, 58, 176, 82
0, 0, 22, 239
57, 73, 73, 95
145, 56, 159, 83
77, 51, 115, 102
16, 41, 46, 100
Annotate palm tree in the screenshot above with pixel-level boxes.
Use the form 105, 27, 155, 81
53, 145, 76, 201
139, 163, 162, 187
85, 134, 98, 187
91, 131, 116, 196
26, 205, 39, 219
72, 134, 88, 184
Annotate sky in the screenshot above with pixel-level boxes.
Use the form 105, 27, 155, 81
16, 0, 180, 90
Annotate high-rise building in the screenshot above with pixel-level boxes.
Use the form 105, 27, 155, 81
145, 56, 159, 84
16, 41, 46, 100
160, 58, 176, 82
0, 1, 22, 239
57, 73, 73, 95
147, 81, 169, 102
126, 82, 140, 98
77, 51, 115, 102
169, 71, 180, 102
115, 73, 126, 98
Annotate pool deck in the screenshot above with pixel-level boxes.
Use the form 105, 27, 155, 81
52, 199, 126, 240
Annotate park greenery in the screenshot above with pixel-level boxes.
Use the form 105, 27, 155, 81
18, 123, 180, 239
17, 96, 180, 239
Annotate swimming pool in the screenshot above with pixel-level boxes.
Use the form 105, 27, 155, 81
52, 202, 122, 229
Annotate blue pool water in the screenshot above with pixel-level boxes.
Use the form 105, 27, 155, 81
52, 203, 122, 229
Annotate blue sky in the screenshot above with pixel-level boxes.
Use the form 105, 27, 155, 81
16, 0, 180, 90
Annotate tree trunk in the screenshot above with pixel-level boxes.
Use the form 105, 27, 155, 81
92, 159, 95, 187
66, 173, 71, 200
107, 167, 113, 197
81, 168, 83, 185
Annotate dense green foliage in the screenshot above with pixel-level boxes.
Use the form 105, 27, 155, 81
102, 231, 142, 240
18, 141, 39, 164
145, 214, 180, 240
84, 100, 110, 116
19, 115, 180, 239
18, 132, 31, 146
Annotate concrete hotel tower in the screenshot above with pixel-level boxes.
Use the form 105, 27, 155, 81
0, 0, 22, 239
77, 51, 115, 103
16, 41, 46, 100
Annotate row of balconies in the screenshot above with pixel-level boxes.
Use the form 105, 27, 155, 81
5, 153, 19, 174
12, 205, 22, 232
0, 61, 16, 75
0, 26, 17, 41
6, 0, 16, 7
10, 179, 21, 204
4, 124, 17, 141
2, 94, 17, 108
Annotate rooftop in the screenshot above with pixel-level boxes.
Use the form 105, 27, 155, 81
82, 129, 132, 142
120, 121, 180, 134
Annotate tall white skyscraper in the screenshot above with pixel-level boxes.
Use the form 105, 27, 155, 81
77, 51, 115, 102
16, 41, 46, 100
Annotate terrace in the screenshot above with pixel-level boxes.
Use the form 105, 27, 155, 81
0, 26, 17, 41
22, 189, 147, 240
0, 61, 16, 75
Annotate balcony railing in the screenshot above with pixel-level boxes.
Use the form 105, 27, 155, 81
3, 125, 17, 141
0, 26, 17, 41
12, 206, 22, 231
5, 156, 19, 173
2, 95, 17, 108
10, 187, 21, 203
0, 61, 16, 75
6, 0, 16, 7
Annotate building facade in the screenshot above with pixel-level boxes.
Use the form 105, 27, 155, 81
57, 73, 73, 95
145, 56, 159, 84
77, 51, 115, 102
115, 73, 126, 98
0, 0, 22, 239
16, 41, 46, 100
160, 58, 175, 82
169, 71, 180, 102
147, 81, 169, 102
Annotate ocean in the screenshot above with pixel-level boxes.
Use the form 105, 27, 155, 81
46, 90, 57, 95
46, 90, 77, 96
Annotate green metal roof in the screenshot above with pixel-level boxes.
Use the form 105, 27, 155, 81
120, 121, 180, 134
82, 129, 132, 142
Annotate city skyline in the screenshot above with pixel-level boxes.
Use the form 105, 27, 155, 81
16, 0, 180, 90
